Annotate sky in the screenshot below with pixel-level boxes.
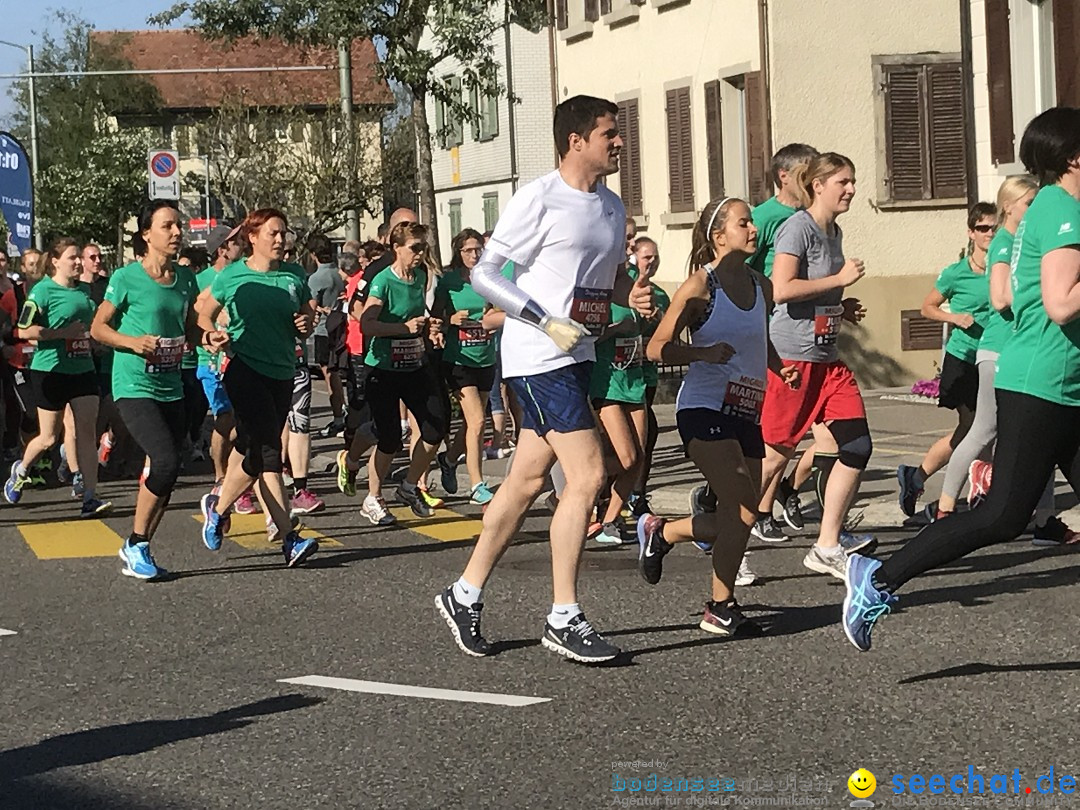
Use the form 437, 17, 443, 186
0, 0, 186, 124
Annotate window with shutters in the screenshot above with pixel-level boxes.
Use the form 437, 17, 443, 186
483, 193, 500, 231
601, 0, 613, 13
555, 0, 568, 30
435, 77, 464, 150
448, 199, 462, 238
665, 86, 694, 214
616, 98, 643, 217
703, 81, 724, 200
874, 55, 967, 205
586, 0, 600, 22
900, 310, 944, 351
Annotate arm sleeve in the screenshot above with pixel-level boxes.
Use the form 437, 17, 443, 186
471, 248, 544, 320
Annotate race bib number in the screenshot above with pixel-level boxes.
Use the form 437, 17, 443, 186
613, 336, 643, 368
390, 337, 424, 370
145, 335, 185, 373
813, 305, 843, 346
570, 286, 612, 337
65, 337, 91, 359
721, 376, 766, 424
458, 324, 490, 348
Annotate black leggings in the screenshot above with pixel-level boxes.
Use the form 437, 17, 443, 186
877, 389, 1080, 591
367, 363, 450, 454
182, 366, 208, 443
117, 397, 186, 497
224, 357, 292, 477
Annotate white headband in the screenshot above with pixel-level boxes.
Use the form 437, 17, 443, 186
705, 197, 734, 236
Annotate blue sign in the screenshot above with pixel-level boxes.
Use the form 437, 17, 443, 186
0, 133, 33, 255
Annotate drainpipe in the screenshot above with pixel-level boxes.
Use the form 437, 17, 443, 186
547, 0, 559, 170
504, 1, 519, 192
959, 0, 979, 208
757, 0, 774, 174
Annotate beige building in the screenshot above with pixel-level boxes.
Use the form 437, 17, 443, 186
555, 0, 982, 385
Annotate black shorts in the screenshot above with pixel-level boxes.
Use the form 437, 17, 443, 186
30, 369, 99, 412
676, 407, 765, 459
442, 362, 496, 393
938, 352, 979, 412
11, 367, 34, 413
314, 335, 331, 367
347, 355, 370, 412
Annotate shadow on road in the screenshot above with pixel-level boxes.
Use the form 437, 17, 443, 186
0, 693, 322, 781
898, 660, 1080, 685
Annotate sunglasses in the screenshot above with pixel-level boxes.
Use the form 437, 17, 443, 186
972, 224, 995, 234
407, 243, 427, 254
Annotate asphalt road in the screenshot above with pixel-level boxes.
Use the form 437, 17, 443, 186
3, 390, 1080, 810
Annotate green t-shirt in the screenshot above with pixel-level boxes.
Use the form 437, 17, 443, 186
104, 261, 199, 401
627, 266, 671, 387
748, 196, 798, 277
18, 276, 96, 375
437, 267, 496, 368
195, 267, 221, 369
590, 300, 646, 404
980, 228, 1016, 355
934, 257, 990, 364
364, 266, 429, 371
211, 260, 310, 381
996, 184, 1080, 406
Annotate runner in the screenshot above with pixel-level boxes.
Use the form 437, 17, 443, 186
636, 197, 799, 634
307, 233, 346, 438
359, 221, 449, 521
89, 200, 200, 579
758, 152, 876, 580
4, 237, 110, 517
435, 227, 500, 506
196, 208, 319, 568
843, 107, 1080, 650
435, 95, 653, 663
896, 202, 996, 520
280, 319, 325, 520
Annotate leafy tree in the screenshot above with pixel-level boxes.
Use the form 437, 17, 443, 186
7, 12, 160, 250
153, 0, 550, 264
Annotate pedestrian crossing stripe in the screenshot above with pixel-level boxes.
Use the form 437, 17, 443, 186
191, 512, 343, 551
388, 507, 484, 543
17, 519, 124, 559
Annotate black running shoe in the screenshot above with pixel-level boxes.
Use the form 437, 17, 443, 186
699, 599, 764, 637
541, 613, 620, 663
435, 586, 492, 657
750, 515, 787, 543
636, 513, 670, 585
777, 480, 805, 531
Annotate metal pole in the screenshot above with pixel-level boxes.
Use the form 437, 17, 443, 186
26, 45, 41, 249
339, 39, 360, 243
203, 155, 211, 222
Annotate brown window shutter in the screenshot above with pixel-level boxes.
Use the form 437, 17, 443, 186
901, 310, 944, 351
884, 64, 929, 201
666, 89, 682, 211
555, 0, 568, 30
677, 86, 694, 212
617, 99, 643, 216
927, 62, 967, 199
703, 80, 725, 200
744, 71, 769, 205
1054, 0, 1080, 105
585, 0, 600, 22
984, 0, 1015, 164
601, 0, 613, 14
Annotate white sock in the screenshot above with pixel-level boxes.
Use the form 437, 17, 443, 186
547, 603, 581, 628
453, 577, 482, 606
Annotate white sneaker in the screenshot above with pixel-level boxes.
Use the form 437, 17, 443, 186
735, 553, 757, 587
802, 544, 846, 580
362, 495, 396, 526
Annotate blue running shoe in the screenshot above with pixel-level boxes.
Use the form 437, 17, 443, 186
283, 532, 319, 567
840, 530, 878, 556
843, 554, 897, 652
3, 461, 29, 505
200, 492, 224, 551
693, 539, 715, 553
119, 541, 164, 580
896, 464, 924, 517
437, 451, 459, 495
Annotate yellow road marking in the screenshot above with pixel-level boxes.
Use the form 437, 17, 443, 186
191, 513, 343, 551
18, 519, 123, 559
389, 507, 484, 543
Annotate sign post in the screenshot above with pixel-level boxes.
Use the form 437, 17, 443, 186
148, 149, 180, 200
0, 132, 34, 256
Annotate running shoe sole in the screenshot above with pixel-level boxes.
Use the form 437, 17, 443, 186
286, 540, 319, 568
539, 634, 618, 664
118, 549, 160, 581
434, 592, 489, 658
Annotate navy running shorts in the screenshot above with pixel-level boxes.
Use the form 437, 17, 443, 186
507, 361, 596, 437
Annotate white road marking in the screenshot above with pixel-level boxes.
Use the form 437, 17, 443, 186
278, 675, 551, 707
0, 628, 17, 637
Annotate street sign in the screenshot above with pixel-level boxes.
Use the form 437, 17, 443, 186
0, 132, 33, 254
148, 149, 180, 200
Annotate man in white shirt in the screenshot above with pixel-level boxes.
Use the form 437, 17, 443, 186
436, 95, 653, 664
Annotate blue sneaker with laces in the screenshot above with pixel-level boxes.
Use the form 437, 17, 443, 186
693, 539, 714, 553
119, 540, 164, 580
3, 461, 29, 504
200, 492, 224, 551
843, 554, 897, 652
283, 532, 319, 567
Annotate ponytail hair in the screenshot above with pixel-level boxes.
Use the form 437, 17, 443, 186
689, 197, 743, 273
132, 199, 181, 257
994, 174, 1038, 224
789, 152, 856, 208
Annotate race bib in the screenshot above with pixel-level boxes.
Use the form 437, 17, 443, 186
65, 337, 91, 359
145, 335, 185, 373
390, 337, 424, 370
613, 335, 643, 368
458, 324, 490, 348
813, 305, 844, 346
570, 286, 612, 337
721, 376, 766, 424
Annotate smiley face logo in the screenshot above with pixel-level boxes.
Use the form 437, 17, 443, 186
848, 769, 876, 798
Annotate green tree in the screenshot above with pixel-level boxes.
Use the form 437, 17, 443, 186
7, 12, 161, 250
153, 0, 550, 264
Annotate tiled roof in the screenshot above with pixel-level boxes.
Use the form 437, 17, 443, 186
90, 29, 393, 112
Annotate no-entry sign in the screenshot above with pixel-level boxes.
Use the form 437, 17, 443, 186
148, 149, 180, 200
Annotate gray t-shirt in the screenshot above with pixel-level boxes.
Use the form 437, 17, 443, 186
768, 210, 845, 363
308, 263, 345, 337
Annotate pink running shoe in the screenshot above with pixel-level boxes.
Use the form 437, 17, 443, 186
234, 491, 258, 515
290, 488, 325, 515
968, 460, 993, 509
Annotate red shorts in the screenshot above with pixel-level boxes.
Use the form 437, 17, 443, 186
761, 360, 866, 448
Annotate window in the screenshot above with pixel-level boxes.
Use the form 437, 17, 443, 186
875, 55, 967, 203
555, 0, 568, 30
470, 85, 499, 142
601, 0, 613, 12
743, 72, 770, 205
665, 86, 694, 213
702, 81, 724, 200
984, 0, 1015, 164
448, 199, 462, 237
616, 98, 643, 216
435, 76, 464, 149
586, 0, 600, 22
900, 310, 943, 351
483, 193, 499, 231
